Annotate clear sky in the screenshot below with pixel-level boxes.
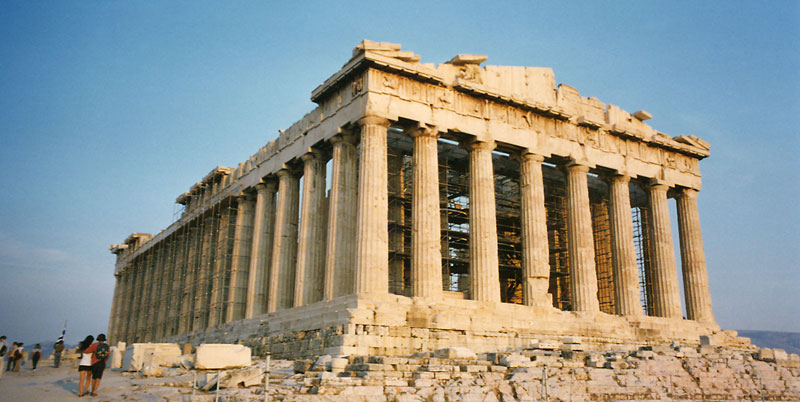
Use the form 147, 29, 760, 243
0, 1, 797, 345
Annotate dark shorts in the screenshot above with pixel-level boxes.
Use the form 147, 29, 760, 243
78, 365, 92, 372
91, 361, 105, 379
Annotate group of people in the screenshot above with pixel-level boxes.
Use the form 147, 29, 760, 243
76, 333, 110, 397
0, 336, 43, 375
0, 333, 110, 397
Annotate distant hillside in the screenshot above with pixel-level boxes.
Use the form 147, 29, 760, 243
738, 330, 800, 355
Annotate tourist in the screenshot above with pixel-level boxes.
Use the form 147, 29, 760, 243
30, 344, 41, 370
76, 335, 94, 396
11, 342, 23, 372
53, 340, 65, 368
0, 335, 7, 378
81, 334, 109, 397
5, 342, 16, 372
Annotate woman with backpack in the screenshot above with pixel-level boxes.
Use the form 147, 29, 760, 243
77, 335, 94, 397
81, 333, 109, 397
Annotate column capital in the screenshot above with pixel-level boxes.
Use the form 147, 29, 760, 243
237, 191, 256, 202
564, 162, 590, 174
255, 178, 278, 193
404, 122, 440, 138
674, 187, 699, 200
460, 138, 496, 152
510, 151, 545, 163
276, 166, 302, 179
301, 148, 327, 163
607, 174, 631, 185
329, 132, 357, 146
649, 181, 670, 192
358, 115, 391, 128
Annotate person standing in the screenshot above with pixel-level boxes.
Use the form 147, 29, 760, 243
5, 342, 16, 372
82, 334, 109, 397
53, 340, 65, 368
31, 344, 41, 371
76, 335, 94, 397
0, 336, 7, 378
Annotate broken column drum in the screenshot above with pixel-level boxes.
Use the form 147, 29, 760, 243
107, 41, 723, 358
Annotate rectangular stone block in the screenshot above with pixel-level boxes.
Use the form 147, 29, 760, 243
122, 343, 182, 371
195, 344, 252, 369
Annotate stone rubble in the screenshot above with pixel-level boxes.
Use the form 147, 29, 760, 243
118, 343, 799, 401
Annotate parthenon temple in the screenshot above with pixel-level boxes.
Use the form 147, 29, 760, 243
108, 41, 735, 358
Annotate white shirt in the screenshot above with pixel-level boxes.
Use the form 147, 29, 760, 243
79, 351, 92, 366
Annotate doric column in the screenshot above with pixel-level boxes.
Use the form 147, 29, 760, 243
295, 150, 328, 306
355, 115, 391, 294
245, 180, 278, 318
565, 163, 600, 312
225, 193, 255, 322
267, 168, 300, 312
647, 183, 682, 318
107, 273, 122, 343
607, 175, 643, 316
409, 124, 442, 298
675, 188, 714, 322
519, 153, 551, 307
465, 139, 500, 302
324, 133, 358, 299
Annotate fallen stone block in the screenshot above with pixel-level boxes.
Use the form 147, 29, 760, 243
293, 359, 313, 373
434, 347, 477, 360
122, 343, 182, 371
109, 346, 123, 369
140, 362, 163, 377
757, 348, 776, 362
312, 355, 332, 371
534, 340, 560, 350
195, 344, 252, 370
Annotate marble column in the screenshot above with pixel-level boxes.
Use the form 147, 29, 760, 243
647, 183, 682, 318
675, 188, 714, 322
226, 193, 255, 322
107, 273, 122, 343
607, 175, 643, 316
324, 133, 358, 299
355, 116, 391, 294
466, 139, 500, 303
268, 168, 300, 312
565, 163, 600, 312
245, 180, 277, 318
295, 150, 328, 306
410, 125, 442, 298
519, 153, 551, 307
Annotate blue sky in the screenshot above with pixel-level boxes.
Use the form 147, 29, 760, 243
0, 1, 797, 344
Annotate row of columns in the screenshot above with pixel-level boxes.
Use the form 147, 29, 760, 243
229, 115, 714, 322
109, 113, 715, 344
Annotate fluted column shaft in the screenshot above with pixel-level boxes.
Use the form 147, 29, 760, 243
225, 194, 255, 322
466, 140, 500, 302
410, 126, 442, 298
647, 183, 682, 318
107, 274, 122, 343
268, 169, 300, 312
245, 181, 277, 318
676, 188, 714, 322
355, 116, 391, 294
565, 163, 600, 312
519, 153, 551, 307
608, 175, 643, 316
295, 151, 328, 306
324, 134, 358, 299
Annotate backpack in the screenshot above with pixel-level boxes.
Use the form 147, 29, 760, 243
94, 343, 110, 360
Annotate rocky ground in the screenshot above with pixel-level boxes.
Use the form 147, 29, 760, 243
1, 342, 798, 401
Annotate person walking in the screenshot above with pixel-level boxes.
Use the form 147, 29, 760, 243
53, 340, 65, 368
76, 335, 94, 396
11, 343, 23, 372
0, 335, 7, 378
30, 344, 41, 370
82, 334, 109, 397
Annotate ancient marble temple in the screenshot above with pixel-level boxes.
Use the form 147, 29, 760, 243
108, 41, 735, 358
